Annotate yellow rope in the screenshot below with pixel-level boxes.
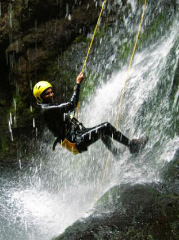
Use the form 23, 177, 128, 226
76, 0, 107, 119
96, 0, 148, 200
81, 0, 107, 73
116, 0, 148, 129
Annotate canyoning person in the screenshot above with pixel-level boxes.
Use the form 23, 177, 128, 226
33, 72, 148, 155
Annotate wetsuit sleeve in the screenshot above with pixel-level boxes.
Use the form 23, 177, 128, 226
70, 83, 80, 107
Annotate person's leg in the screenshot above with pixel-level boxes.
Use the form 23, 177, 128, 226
101, 135, 120, 156
76, 122, 130, 153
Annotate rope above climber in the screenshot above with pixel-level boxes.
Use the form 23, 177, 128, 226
33, 0, 148, 156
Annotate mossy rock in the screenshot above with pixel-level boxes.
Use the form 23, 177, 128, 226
53, 183, 179, 240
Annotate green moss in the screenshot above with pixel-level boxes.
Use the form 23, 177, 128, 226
8, 94, 36, 129
147, 235, 154, 239
80, 72, 100, 101
0, 100, 6, 105
139, 12, 173, 49
0, 135, 7, 156
73, 35, 87, 43
170, 220, 179, 238
95, 26, 109, 39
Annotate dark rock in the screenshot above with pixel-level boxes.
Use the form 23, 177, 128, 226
161, 149, 179, 194
53, 183, 179, 240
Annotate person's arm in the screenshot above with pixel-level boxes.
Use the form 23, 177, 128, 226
70, 83, 80, 107
70, 71, 83, 105
42, 72, 84, 113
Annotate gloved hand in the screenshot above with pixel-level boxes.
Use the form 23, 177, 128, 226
76, 72, 84, 84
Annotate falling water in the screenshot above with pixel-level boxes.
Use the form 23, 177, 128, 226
8, 3, 13, 28
0, 3, 1, 18
33, 118, 35, 128
68, 14, 71, 21
0, 1, 179, 240
25, 0, 29, 8
65, 3, 69, 19
8, 119, 14, 142
13, 98, 17, 112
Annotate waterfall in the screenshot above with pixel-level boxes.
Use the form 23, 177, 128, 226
0, 1, 179, 239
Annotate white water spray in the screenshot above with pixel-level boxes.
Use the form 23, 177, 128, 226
1, 2, 179, 240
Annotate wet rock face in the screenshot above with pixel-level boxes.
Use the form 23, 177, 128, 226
161, 149, 179, 194
53, 183, 179, 240
0, 0, 99, 161
0, 0, 99, 77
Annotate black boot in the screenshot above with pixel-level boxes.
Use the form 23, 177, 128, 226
129, 136, 148, 154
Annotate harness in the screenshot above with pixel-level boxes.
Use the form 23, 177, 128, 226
53, 116, 85, 155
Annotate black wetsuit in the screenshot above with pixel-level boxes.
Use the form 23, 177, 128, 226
41, 84, 130, 155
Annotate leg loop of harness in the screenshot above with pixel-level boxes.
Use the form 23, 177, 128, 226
61, 117, 86, 154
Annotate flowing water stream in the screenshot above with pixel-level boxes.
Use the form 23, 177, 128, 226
0, 1, 179, 239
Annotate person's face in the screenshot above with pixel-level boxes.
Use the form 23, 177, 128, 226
42, 87, 54, 103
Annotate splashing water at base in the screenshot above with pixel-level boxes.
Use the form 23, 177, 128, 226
1, 2, 179, 240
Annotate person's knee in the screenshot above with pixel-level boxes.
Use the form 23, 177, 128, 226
94, 122, 113, 136
100, 122, 113, 136
102, 122, 112, 129
102, 122, 110, 126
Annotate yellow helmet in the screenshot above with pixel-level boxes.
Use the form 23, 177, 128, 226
33, 81, 52, 103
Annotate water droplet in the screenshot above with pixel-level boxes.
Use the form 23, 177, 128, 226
33, 118, 35, 128
25, 0, 28, 7
68, 14, 71, 21
16, 82, 19, 96
66, 3, 69, 17
8, 120, 11, 132
0, 3, 1, 18
8, 4, 13, 28
30, 80, 32, 90
10, 112, 13, 125
14, 116, 17, 127
10, 130, 13, 141
13, 98, 16, 111
18, 159, 22, 169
